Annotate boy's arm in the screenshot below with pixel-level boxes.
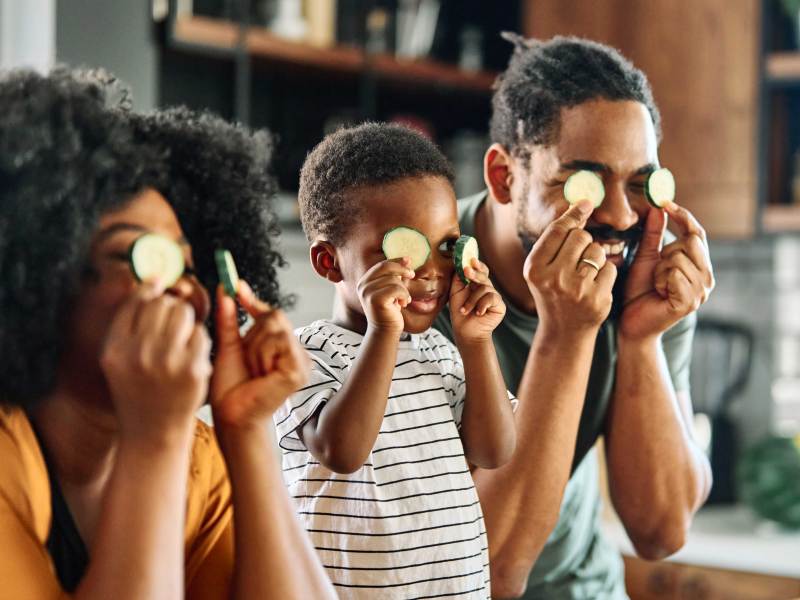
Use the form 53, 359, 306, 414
458, 338, 515, 468
299, 326, 401, 473
449, 262, 515, 469
299, 258, 414, 474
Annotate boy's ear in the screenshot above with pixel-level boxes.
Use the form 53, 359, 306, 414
484, 143, 514, 205
310, 241, 343, 283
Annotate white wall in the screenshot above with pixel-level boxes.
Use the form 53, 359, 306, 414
0, 0, 56, 71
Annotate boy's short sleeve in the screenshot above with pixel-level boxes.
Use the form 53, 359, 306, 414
272, 325, 347, 451
425, 330, 517, 428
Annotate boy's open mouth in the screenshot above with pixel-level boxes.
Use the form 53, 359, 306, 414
407, 290, 443, 314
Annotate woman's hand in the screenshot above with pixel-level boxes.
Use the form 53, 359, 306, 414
210, 281, 311, 428
100, 281, 212, 442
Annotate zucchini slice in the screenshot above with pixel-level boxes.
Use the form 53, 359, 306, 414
564, 170, 605, 208
645, 167, 676, 208
215, 249, 240, 298
129, 233, 185, 287
454, 235, 479, 284
382, 226, 430, 270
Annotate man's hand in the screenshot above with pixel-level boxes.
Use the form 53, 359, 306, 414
524, 200, 617, 336
211, 281, 311, 428
620, 203, 714, 341
449, 258, 506, 345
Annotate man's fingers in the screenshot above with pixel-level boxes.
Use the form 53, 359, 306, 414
664, 202, 707, 241
594, 261, 617, 291
636, 206, 667, 260
574, 241, 606, 277
532, 201, 593, 265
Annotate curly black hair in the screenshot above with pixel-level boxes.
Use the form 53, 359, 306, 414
298, 122, 455, 245
490, 33, 661, 159
0, 69, 285, 408
128, 107, 287, 311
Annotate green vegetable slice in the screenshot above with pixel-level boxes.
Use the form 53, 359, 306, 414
454, 235, 479, 284
215, 249, 240, 298
129, 233, 185, 287
564, 170, 605, 208
382, 226, 431, 270
645, 167, 676, 208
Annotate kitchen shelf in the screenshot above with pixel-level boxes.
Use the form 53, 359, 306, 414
762, 204, 800, 232
172, 15, 497, 93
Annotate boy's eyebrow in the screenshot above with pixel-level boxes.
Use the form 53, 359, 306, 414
559, 160, 658, 176
95, 223, 189, 245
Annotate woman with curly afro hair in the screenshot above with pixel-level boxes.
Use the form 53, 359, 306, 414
0, 68, 336, 600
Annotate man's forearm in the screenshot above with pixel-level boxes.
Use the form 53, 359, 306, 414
472, 327, 597, 598
216, 423, 337, 600
605, 335, 711, 559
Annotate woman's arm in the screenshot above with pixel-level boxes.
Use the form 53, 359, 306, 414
210, 283, 337, 600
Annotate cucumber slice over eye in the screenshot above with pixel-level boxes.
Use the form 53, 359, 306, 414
564, 170, 605, 208
645, 167, 676, 208
129, 233, 185, 287
215, 249, 240, 298
454, 235, 479, 284
382, 226, 431, 270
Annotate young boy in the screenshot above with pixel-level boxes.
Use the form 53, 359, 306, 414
274, 123, 516, 599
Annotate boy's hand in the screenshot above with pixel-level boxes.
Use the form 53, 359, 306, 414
358, 257, 415, 333
449, 258, 506, 345
211, 281, 311, 428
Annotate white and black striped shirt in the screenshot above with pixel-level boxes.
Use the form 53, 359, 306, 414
274, 320, 507, 599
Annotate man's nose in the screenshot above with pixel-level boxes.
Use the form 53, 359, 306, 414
592, 180, 639, 232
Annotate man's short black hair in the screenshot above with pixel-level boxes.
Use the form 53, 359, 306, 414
0, 68, 285, 408
490, 34, 661, 158
298, 122, 454, 245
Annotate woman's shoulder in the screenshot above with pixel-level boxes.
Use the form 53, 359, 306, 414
0, 406, 51, 542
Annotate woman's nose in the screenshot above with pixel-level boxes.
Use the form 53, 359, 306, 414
167, 276, 211, 322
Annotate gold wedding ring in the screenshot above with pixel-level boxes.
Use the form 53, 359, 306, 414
579, 258, 601, 272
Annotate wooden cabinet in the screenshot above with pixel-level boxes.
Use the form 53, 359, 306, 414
522, 0, 760, 239
625, 557, 800, 600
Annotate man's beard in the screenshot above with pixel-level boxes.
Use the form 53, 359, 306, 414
516, 193, 643, 320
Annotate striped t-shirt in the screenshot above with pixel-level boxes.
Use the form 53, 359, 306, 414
274, 320, 496, 599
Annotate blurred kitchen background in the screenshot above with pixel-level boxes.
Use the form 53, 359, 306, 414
3, 0, 800, 597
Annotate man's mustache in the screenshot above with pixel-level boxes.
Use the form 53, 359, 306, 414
584, 223, 644, 245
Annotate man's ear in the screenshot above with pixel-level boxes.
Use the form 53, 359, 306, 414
310, 241, 343, 283
484, 143, 514, 205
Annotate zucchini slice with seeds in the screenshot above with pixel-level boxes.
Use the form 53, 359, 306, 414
564, 170, 605, 208
454, 235, 479, 284
215, 249, 240, 298
129, 233, 185, 287
382, 226, 430, 270
645, 167, 676, 208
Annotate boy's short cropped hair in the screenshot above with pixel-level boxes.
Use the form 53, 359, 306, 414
298, 122, 454, 246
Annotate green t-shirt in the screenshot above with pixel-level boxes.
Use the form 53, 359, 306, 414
434, 191, 696, 599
